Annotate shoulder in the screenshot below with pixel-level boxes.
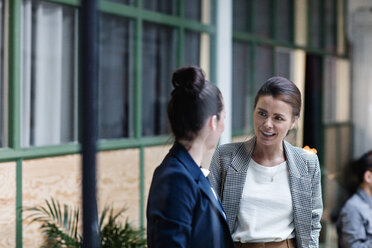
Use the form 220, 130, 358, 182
217, 137, 255, 156
340, 193, 367, 218
217, 142, 245, 155
286, 141, 319, 163
153, 153, 193, 184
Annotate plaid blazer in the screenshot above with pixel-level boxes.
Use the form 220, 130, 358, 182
209, 137, 323, 248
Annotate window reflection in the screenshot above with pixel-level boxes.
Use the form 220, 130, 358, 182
143, 0, 178, 16
232, 41, 253, 133
98, 14, 134, 139
21, 0, 78, 147
185, 30, 201, 66
142, 22, 177, 136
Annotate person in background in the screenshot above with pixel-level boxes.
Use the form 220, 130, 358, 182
146, 66, 234, 248
337, 150, 372, 248
209, 76, 323, 248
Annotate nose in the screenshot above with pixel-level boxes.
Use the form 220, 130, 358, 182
263, 118, 273, 128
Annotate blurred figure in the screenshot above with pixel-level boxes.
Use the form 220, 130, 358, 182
146, 66, 234, 248
337, 150, 372, 248
209, 76, 323, 248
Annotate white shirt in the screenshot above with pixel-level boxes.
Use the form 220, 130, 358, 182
232, 159, 295, 242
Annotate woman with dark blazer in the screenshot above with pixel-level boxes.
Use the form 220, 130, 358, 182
209, 76, 323, 248
146, 66, 234, 248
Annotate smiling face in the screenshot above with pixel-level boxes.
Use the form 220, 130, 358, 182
253, 95, 296, 149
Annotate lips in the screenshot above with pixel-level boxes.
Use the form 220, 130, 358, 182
262, 131, 275, 137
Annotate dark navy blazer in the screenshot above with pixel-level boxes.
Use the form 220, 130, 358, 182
147, 142, 234, 248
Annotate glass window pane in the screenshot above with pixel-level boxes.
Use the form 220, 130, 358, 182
233, 0, 251, 32
98, 14, 134, 139
106, 0, 135, 5
276, 0, 292, 43
323, 57, 350, 123
232, 41, 252, 133
143, 0, 178, 16
325, 0, 337, 52
184, 30, 200, 66
254, 44, 273, 94
309, 0, 322, 49
185, 0, 201, 22
142, 23, 177, 136
21, 0, 78, 147
253, 0, 271, 38
275, 48, 292, 80
0, 0, 5, 147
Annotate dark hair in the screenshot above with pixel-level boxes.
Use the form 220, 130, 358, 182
167, 66, 223, 141
254, 76, 302, 118
353, 150, 372, 183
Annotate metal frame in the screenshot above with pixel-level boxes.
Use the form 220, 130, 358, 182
3, 0, 217, 246
2, 0, 350, 246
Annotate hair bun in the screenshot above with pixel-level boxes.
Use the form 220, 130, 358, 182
171, 66, 205, 95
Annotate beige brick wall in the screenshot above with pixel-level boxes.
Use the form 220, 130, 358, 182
0, 162, 16, 248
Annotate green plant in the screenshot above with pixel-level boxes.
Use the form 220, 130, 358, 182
23, 198, 146, 248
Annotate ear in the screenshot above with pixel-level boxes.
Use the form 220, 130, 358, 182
364, 170, 372, 184
208, 115, 218, 131
290, 118, 297, 130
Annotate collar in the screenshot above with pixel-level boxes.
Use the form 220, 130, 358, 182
230, 136, 306, 179
357, 188, 372, 208
169, 142, 205, 181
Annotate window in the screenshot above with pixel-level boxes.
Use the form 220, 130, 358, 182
254, 44, 273, 94
142, 22, 177, 136
185, 30, 201, 66
0, 0, 5, 147
276, 0, 293, 42
98, 13, 134, 139
232, 41, 252, 133
323, 57, 350, 123
308, 0, 338, 52
253, 0, 271, 38
107, 0, 134, 5
21, 0, 78, 147
232, 0, 294, 135
275, 47, 293, 80
143, 0, 178, 16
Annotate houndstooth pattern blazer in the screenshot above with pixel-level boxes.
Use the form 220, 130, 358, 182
209, 137, 323, 248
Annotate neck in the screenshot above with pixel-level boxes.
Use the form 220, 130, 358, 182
178, 139, 207, 166
253, 142, 285, 166
361, 183, 372, 198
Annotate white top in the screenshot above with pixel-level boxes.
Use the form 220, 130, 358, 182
232, 159, 295, 243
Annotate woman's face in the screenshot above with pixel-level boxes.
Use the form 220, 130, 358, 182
253, 95, 295, 148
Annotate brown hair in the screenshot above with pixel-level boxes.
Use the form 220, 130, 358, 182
254, 76, 301, 118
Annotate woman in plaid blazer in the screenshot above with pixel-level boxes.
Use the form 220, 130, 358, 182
209, 77, 323, 248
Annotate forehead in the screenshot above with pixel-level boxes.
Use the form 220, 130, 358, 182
255, 95, 293, 115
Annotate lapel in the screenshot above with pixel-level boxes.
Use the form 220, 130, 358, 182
283, 141, 312, 241
222, 137, 256, 229
170, 143, 228, 220
223, 137, 313, 237
230, 137, 256, 172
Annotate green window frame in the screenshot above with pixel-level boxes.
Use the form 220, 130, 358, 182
3, 0, 217, 246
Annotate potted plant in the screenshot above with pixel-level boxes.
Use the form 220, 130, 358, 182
23, 198, 146, 248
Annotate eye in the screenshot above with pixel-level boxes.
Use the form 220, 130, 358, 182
275, 116, 285, 121
258, 110, 267, 117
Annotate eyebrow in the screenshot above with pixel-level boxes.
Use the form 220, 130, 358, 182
257, 107, 287, 118
257, 107, 267, 112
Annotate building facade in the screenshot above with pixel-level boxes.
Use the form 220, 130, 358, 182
0, 0, 369, 247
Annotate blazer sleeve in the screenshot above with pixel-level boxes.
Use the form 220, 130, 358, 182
309, 155, 323, 247
147, 164, 197, 248
209, 146, 224, 199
